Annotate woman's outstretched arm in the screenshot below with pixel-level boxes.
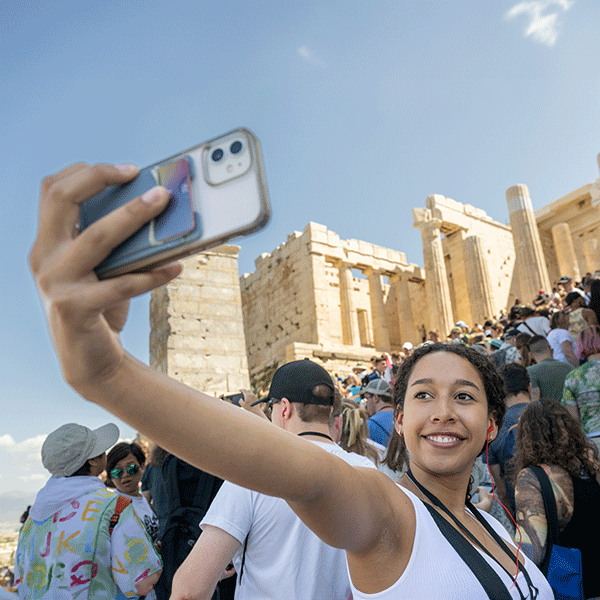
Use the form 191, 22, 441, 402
29, 162, 402, 556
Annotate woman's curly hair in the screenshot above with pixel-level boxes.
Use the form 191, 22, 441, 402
383, 343, 506, 474
511, 399, 600, 483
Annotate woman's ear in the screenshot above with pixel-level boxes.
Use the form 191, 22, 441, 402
487, 417, 498, 442
395, 410, 404, 436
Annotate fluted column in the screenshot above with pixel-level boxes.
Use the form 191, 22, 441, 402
413, 211, 454, 336
463, 235, 495, 325
365, 267, 390, 351
551, 223, 581, 282
583, 238, 600, 274
338, 262, 361, 347
506, 184, 551, 301
392, 273, 417, 344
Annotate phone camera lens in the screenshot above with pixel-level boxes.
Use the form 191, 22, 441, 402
230, 140, 243, 155
211, 148, 224, 162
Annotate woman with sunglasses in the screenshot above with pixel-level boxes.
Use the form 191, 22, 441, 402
106, 443, 160, 561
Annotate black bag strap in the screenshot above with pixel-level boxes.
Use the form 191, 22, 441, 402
407, 469, 538, 599
422, 502, 513, 600
238, 532, 250, 584
529, 466, 560, 576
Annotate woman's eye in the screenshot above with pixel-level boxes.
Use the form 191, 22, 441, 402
456, 392, 474, 402
414, 391, 431, 400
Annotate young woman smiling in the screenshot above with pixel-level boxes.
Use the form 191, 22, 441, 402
30, 163, 553, 599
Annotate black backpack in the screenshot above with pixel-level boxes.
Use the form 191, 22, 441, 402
153, 456, 223, 600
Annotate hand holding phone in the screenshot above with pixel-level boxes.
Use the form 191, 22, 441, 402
80, 128, 270, 278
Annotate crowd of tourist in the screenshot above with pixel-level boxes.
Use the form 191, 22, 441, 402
10, 271, 600, 599
13, 162, 600, 599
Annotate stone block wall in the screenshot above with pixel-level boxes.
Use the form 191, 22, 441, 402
240, 222, 425, 384
149, 246, 250, 397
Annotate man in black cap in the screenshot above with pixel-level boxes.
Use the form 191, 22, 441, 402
170, 360, 375, 600
15, 423, 162, 599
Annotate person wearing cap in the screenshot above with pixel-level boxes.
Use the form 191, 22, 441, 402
170, 360, 375, 600
565, 288, 598, 340
558, 275, 574, 294
516, 306, 551, 338
367, 355, 387, 382
14, 423, 162, 599
358, 379, 395, 448
401, 341, 413, 358
489, 328, 521, 370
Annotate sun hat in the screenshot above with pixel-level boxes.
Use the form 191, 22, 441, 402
358, 378, 393, 399
41, 422, 120, 477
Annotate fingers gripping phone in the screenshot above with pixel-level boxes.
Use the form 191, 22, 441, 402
80, 128, 270, 279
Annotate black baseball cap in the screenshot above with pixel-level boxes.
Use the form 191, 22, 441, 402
251, 359, 334, 406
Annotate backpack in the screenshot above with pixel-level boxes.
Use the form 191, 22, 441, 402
153, 456, 223, 600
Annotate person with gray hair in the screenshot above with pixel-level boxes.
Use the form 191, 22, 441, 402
14, 423, 162, 599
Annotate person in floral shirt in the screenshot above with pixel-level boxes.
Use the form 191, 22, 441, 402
562, 325, 600, 450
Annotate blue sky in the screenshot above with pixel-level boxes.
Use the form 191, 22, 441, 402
1, 0, 598, 518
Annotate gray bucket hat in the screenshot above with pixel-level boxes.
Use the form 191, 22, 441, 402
41, 422, 119, 477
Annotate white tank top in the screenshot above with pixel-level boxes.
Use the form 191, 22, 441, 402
348, 486, 553, 599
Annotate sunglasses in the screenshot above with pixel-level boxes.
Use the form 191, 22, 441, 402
110, 463, 140, 480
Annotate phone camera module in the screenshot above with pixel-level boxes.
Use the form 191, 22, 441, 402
230, 140, 243, 155
211, 148, 224, 162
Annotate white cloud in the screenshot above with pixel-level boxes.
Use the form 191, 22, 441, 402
18, 474, 46, 483
297, 45, 327, 69
0, 434, 48, 496
505, 0, 574, 46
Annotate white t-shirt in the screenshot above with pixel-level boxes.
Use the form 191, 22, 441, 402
115, 492, 159, 600
116, 492, 159, 543
517, 316, 551, 338
349, 487, 553, 600
546, 327, 575, 364
201, 441, 375, 600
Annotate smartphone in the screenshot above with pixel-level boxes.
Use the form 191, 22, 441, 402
80, 128, 270, 278
223, 393, 244, 406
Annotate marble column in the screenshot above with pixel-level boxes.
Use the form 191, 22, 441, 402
392, 273, 417, 344
365, 267, 390, 351
413, 210, 454, 336
463, 235, 495, 324
338, 262, 361, 347
583, 238, 600, 274
506, 184, 551, 301
551, 223, 581, 282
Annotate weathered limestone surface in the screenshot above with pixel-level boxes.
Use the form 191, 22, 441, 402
551, 223, 581, 282
149, 246, 250, 396
463, 235, 495, 324
413, 208, 454, 337
240, 222, 424, 384
149, 152, 600, 393
507, 184, 551, 301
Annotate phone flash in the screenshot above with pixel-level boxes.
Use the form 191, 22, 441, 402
227, 164, 234, 172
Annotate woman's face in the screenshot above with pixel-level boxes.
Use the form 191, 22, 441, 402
396, 352, 495, 478
109, 452, 144, 496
